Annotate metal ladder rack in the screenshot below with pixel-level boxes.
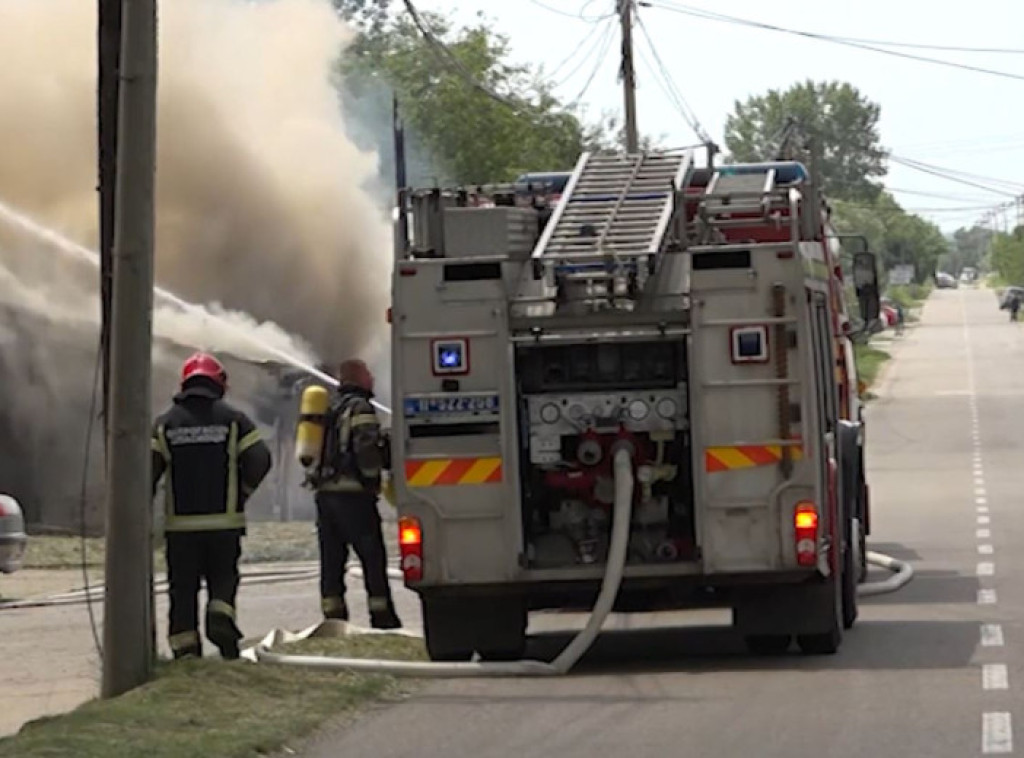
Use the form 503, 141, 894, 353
693, 163, 807, 243
534, 151, 691, 263
520, 150, 692, 310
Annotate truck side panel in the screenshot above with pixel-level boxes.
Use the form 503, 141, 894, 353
391, 264, 522, 585
689, 252, 818, 574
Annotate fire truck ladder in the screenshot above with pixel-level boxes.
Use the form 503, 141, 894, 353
528, 150, 693, 300
689, 163, 806, 250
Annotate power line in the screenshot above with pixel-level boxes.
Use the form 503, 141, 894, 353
646, 1, 1024, 83
570, 20, 617, 103
889, 155, 1024, 194
885, 186, 1001, 202
551, 14, 618, 89
633, 9, 710, 142
400, 0, 525, 112
526, 0, 616, 22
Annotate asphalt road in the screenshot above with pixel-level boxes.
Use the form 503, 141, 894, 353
292, 287, 1021, 758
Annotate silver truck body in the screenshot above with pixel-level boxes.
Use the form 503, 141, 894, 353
390, 151, 877, 660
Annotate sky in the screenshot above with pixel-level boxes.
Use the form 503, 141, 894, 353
414, 0, 1024, 234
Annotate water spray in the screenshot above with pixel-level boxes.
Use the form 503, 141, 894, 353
0, 198, 392, 415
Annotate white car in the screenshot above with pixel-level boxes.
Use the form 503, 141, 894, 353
0, 495, 27, 574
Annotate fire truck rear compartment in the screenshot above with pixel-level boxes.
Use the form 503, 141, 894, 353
515, 338, 695, 570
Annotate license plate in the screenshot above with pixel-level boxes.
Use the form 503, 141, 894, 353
404, 394, 500, 417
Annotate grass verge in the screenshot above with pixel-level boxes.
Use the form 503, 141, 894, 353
855, 343, 891, 393
0, 634, 426, 758
22, 521, 351, 570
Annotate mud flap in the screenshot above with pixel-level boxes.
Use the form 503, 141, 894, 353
734, 577, 841, 639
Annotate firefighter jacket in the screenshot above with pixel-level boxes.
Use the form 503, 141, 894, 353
315, 386, 384, 494
151, 386, 273, 533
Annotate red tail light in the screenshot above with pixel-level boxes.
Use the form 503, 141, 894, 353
398, 516, 423, 583
794, 501, 818, 567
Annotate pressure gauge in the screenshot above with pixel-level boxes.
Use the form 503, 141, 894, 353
539, 403, 561, 424
656, 397, 678, 420
627, 399, 649, 421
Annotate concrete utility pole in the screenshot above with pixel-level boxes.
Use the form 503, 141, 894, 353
618, 0, 640, 153
98, 0, 122, 437
102, 0, 159, 699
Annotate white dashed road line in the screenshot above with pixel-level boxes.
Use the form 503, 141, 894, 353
982, 624, 1005, 648
984, 664, 1010, 691
978, 589, 998, 605
963, 295, 1013, 754
984, 712, 1014, 754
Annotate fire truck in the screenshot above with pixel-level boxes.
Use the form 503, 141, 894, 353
388, 148, 881, 661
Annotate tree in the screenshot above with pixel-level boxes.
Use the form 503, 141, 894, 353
989, 228, 1024, 285
953, 224, 993, 270
831, 192, 950, 285
332, 0, 392, 32
340, 11, 615, 186
723, 80, 887, 202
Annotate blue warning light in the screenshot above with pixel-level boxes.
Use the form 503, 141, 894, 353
433, 339, 469, 374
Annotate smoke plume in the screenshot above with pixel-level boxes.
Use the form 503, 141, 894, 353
0, 0, 393, 527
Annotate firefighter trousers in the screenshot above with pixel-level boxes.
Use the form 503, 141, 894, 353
315, 491, 401, 629
166, 530, 244, 660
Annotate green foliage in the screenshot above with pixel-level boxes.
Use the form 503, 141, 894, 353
989, 227, 1024, 286
340, 11, 614, 185
887, 283, 931, 309
723, 80, 887, 201
854, 344, 890, 391
953, 224, 993, 270
831, 192, 949, 285
331, 0, 392, 32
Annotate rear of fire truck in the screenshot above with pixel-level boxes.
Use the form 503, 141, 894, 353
390, 149, 881, 662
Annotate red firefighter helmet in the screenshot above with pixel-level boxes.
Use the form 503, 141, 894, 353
181, 352, 227, 389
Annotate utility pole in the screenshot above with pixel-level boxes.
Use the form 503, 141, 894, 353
618, 0, 639, 153
98, 0, 122, 440
102, 0, 159, 699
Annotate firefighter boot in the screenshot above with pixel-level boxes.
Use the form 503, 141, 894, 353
206, 600, 243, 661
169, 630, 202, 660
369, 596, 402, 630
321, 595, 349, 622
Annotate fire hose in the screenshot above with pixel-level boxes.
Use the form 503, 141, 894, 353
0, 562, 404, 611
249, 450, 914, 677
251, 447, 638, 677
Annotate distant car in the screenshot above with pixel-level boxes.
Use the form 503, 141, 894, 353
0, 495, 27, 574
935, 272, 958, 289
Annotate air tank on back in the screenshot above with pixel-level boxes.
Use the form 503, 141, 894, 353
295, 384, 330, 468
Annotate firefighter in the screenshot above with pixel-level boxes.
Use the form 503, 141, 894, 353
151, 352, 272, 660
308, 358, 401, 629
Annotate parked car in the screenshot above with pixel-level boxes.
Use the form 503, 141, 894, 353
0, 495, 27, 574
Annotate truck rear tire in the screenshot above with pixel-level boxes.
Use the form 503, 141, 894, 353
421, 595, 528, 662
422, 596, 475, 662
477, 599, 528, 662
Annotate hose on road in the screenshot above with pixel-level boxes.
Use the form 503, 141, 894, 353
249, 536, 914, 677
251, 447, 637, 678
0, 563, 404, 611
